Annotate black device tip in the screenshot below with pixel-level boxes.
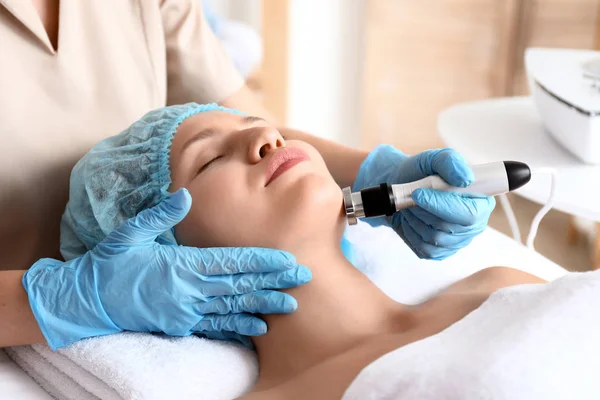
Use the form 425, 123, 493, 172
361, 183, 396, 217
504, 161, 531, 191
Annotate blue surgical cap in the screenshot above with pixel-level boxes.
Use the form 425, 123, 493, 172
60, 103, 243, 261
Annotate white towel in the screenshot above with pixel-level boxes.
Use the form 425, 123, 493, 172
4, 345, 98, 400
6, 223, 568, 400
8, 333, 258, 400
343, 269, 600, 400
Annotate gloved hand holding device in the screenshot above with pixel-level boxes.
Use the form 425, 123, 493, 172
23, 190, 311, 350
353, 145, 496, 260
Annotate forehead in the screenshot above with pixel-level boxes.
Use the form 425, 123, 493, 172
170, 111, 241, 154
176, 111, 241, 139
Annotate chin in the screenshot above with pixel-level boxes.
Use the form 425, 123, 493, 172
272, 173, 344, 245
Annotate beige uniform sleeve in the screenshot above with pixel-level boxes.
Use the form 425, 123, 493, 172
160, 0, 244, 105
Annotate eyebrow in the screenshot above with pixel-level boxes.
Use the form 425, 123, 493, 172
181, 115, 267, 153
181, 128, 218, 153
241, 115, 266, 125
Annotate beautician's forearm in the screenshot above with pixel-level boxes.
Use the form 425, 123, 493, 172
0, 270, 45, 347
220, 86, 369, 188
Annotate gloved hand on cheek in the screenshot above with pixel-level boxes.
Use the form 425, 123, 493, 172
353, 145, 496, 260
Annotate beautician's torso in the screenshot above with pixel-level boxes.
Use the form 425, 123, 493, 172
0, 0, 164, 269
242, 267, 546, 400
0, 0, 241, 269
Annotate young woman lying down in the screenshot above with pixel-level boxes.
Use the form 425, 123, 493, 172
60, 103, 547, 399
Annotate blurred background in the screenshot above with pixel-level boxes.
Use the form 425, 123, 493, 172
208, 0, 600, 272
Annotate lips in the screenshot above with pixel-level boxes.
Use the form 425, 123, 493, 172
265, 147, 310, 186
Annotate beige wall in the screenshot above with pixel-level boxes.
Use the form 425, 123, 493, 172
261, 0, 600, 152
361, 0, 600, 154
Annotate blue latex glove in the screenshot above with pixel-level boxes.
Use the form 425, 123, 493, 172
353, 145, 496, 260
23, 190, 311, 350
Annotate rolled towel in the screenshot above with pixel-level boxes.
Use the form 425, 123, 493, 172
8, 333, 257, 400
4, 345, 98, 400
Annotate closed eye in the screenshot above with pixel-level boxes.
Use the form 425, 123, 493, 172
197, 155, 223, 174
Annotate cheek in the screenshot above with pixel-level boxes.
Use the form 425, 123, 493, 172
293, 142, 331, 176
174, 169, 268, 248
175, 176, 235, 247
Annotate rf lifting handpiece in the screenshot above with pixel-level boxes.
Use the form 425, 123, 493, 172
343, 161, 531, 225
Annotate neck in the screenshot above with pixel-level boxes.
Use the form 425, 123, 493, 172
252, 238, 407, 389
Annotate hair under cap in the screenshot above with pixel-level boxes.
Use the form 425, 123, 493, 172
60, 103, 243, 260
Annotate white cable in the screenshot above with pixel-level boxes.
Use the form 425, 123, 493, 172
498, 194, 522, 243
526, 167, 558, 250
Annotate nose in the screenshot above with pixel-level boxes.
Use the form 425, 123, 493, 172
248, 127, 285, 163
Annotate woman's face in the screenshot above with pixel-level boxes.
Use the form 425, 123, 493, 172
169, 111, 344, 250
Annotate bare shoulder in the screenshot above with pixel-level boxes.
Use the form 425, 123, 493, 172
471, 266, 547, 285
447, 266, 547, 296
237, 388, 283, 400
411, 267, 549, 336
236, 391, 273, 400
